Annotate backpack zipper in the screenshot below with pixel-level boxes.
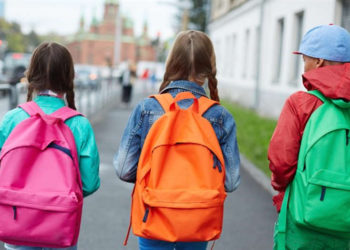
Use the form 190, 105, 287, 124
346, 130, 349, 146
13, 206, 17, 220
320, 186, 326, 201
212, 154, 222, 173
48, 143, 73, 160
143, 207, 150, 223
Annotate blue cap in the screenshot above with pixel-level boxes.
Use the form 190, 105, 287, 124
294, 24, 350, 62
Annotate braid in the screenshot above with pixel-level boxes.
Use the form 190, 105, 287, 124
27, 85, 34, 101
208, 73, 220, 102
66, 89, 76, 110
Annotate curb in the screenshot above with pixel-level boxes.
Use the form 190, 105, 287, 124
240, 154, 277, 196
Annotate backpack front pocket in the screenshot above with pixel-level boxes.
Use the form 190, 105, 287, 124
0, 188, 82, 247
304, 170, 350, 234
140, 188, 226, 242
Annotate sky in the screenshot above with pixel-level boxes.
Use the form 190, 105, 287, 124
5, 0, 179, 39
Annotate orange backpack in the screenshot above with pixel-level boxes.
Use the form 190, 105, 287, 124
125, 91, 227, 244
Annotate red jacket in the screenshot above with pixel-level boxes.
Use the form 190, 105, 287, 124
268, 63, 350, 212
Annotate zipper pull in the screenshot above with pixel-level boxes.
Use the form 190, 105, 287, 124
320, 186, 326, 201
346, 130, 349, 146
217, 160, 222, 173
143, 207, 149, 223
212, 155, 222, 173
216, 158, 222, 173
13, 206, 17, 220
212, 155, 217, 170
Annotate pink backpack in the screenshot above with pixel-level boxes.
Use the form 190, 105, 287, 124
0, 101, 83, 248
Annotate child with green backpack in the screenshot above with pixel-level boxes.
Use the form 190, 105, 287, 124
269, 24, 350, 249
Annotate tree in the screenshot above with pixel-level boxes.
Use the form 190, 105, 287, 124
7, 33, 25, 52
177, 0, 210, 32
39, 32, 66, 45
0, 19, 26, 53
25, 30, 41, 52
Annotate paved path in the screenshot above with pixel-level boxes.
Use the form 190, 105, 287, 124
0, 82, 277, 250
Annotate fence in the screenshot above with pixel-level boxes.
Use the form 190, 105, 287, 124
0, 78, 120, 119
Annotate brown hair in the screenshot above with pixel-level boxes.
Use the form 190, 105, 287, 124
159, 30, 219, 101
26, 42, 76, 109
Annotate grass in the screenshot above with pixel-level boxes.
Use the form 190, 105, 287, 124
221, 100, 277, 176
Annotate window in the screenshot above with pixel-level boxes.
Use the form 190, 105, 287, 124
224, 36, 230, 76
242, 29, 250, 78
342, 0, 350, 31
274, 18, 285, 82
252, 26, 260, 79
215, 40, 223, 75
290, 11, 304, 85
231, 34, 237, 77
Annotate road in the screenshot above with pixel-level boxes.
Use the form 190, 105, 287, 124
0, 82, 277, 250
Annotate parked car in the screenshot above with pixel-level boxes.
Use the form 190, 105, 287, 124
74, 65, 101, 90
2, 53, 31, 84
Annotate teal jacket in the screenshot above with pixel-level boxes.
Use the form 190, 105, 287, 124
0, 95, 100, 197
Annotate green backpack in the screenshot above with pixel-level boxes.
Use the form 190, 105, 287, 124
276, 90, 350, 249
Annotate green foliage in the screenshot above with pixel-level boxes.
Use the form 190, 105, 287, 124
0, 18, 26, 52
0, 18, 45, 54
25, 30, 41, 52
221, 100, 277, 176
188, 0, 209, 32
177, 0, 209, 32
7, 33, 26, 52
39, 32, 66, 45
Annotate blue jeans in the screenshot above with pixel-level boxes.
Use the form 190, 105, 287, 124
4, 244, 77, 250
138, 237, 208, 250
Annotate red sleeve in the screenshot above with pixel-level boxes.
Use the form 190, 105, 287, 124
268, 91, 322, 212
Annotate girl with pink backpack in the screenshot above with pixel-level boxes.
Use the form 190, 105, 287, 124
0, 42, 100, 250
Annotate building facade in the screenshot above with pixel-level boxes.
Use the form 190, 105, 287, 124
209, 0, 350, 118
66, 0, 156, 67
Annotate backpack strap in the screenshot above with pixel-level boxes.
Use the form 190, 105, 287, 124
198, 96, 219, 116
51, 107, 82, 121
20, 102, 81, 121
308, 90, 329, 103
276, 185, 291, 250
19, 101, 45, 117
151, 93, 174, 112
152, 93, 218, 115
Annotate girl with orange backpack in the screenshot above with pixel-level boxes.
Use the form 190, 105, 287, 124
114, 30, 240, 250
0, 42, 100, 250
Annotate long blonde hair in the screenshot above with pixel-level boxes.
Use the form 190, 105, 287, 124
159, 30, 219, 101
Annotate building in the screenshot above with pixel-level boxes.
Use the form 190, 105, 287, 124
0, 0, 4, 18
209, 0, 350, 118
66, 0, 156, 67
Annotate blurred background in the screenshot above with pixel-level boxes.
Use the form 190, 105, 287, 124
0, 0, 349, 117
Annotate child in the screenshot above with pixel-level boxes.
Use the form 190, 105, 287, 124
114, 30, 240, 250
1, 42, 100, 250
121, 62, 136, 106
269, 24, 350, 249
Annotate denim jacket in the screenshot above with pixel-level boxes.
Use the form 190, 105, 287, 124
114, 80, 240, 192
